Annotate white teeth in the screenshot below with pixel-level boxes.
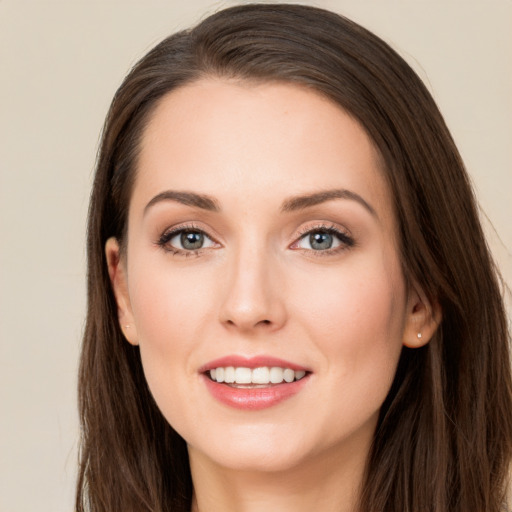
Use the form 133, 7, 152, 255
209, 366, 307, 385
235, 367, 252, 384
283, 368, 294, 383
252, 366, 270, 384
269, 367, 284, 383
224, 366, 235, 383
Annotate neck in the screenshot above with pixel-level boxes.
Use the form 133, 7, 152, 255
189, 442, 368, 512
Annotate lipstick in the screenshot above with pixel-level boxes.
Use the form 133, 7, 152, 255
200, 355, 311, 410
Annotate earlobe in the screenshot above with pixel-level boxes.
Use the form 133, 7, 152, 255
105, 237, 139, 346
402, 286, 442, 348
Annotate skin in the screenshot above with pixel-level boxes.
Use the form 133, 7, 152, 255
107, 79, 439, 512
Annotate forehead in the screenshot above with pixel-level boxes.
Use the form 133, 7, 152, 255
133, 79, 393, 223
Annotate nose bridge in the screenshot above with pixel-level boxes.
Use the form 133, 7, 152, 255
219, 233, 286, 331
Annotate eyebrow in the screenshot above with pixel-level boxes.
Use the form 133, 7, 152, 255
281, 188, 377, 216
144, 187, 376, 217
144, 190, 220, 214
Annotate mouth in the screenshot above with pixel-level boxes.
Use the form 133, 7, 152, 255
200, 357, 312, 410
206, 366, 308, 387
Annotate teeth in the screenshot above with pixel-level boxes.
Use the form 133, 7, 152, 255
252, 367, 270, 384
224, 366, 235, 383
270, 367, 283, 383
283, 368, 294, 383
209, 366, 307, 385
235, 367, 252, 384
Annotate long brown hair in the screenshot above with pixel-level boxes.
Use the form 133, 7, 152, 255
77, 4, 512, 511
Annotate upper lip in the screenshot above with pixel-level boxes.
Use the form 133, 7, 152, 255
199, 355, 310, 373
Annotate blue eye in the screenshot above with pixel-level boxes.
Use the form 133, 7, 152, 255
177, 231, 206, 250
294, 227, 354, 252
308, 231, 335, 250
158, 228, 217, 253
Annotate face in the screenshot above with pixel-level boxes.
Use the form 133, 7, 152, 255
108, 79, 431, 475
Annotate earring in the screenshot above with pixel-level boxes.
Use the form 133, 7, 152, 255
124, 324, 130, 329
417, 332, 422, 339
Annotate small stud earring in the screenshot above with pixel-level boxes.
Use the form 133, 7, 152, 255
417, 332, 422, 339
124, 324, 130, 329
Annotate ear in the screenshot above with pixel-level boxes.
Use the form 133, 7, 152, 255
105, 237, 139, 345
402, 284, 442, 348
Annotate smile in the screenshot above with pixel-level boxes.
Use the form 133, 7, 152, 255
209, 366, 307, 386
200, 356, 311, 410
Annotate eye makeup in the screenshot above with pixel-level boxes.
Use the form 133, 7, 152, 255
290, 222, 355, 258
155, 222, 220, 257
154, 219, 355, 259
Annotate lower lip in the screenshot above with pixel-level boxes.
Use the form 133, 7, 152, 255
202, 374, 310, 410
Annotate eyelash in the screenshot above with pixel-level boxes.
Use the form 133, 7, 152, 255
156, 222, 355, 257
156, 223, 216, 257
292, 223, 355, 257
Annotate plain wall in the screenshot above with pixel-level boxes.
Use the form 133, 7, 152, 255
1, 1, 510, 510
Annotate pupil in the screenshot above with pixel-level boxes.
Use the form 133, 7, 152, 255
310, 231, 333, 250
181, 231, 204, 250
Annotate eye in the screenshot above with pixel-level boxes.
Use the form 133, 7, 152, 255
292, 226, 354, 253
158, 226, 218, 254
173, 230, 210, 250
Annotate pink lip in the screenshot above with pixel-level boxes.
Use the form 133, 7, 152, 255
202, 374, 310, 411
199, 355, 311, 411
199, 355, 310, 373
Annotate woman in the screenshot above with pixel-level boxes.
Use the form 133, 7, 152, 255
76, 4, 512, 511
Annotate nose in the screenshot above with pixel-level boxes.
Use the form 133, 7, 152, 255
218, 244, 287, 334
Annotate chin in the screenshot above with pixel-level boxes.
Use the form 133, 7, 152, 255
201, 446, 308, 473
187, 425, 315, 473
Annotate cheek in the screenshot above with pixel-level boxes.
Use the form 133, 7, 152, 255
293, 253, 406, 376
286, 255, 407, 444
126, 258, 216, 398
129, 256, 213, 341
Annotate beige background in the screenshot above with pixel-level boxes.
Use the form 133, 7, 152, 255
0, 1, 510, 511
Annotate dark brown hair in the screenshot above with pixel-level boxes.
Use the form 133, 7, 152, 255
77, 4, 512, 511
